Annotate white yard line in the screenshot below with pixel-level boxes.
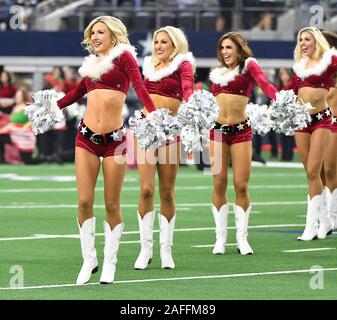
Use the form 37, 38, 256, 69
0, 224, 304, 242
191, 243, 236, 248
0, 184, 307, 193
282, 248, 336, 253
0, 201, 307, 209
1, 267, 336, 291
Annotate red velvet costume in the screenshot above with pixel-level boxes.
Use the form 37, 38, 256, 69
210, 58, 277, 100
209, 58, 278, 144
284, 49, 337, 94
284, 49, 337, 133
142, 52, 195, 145
57, 44, 156, 113
142, 52, 195, 102
55, 44, 156, 158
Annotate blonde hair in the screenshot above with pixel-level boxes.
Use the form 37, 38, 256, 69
82, 16, 130, 53
151, 26, 189, 65
294, 27, 330, 62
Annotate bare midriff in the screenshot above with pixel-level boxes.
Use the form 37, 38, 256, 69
298, 87, 329, 115
144, 94, 181, 116
83, 89, 126, 133
215, 93, 249, 125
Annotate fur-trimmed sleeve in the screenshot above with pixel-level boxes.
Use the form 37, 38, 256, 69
178, 61, 194, 101
57, 78, 87, 109
247, 60, 278, 100
120, 51, 156, 113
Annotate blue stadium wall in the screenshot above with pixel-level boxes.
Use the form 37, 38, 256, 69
0, 31, 295, 59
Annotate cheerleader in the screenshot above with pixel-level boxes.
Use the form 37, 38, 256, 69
134, 26, 195, 270
29, 16, 157, 285
284, 27, 337, 241
209, 32, 277, 255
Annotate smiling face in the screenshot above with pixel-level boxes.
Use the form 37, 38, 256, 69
90, 22, 113, 55
154, 31, 175, 64
299, 31, 316, 59
220, 37, 239, 69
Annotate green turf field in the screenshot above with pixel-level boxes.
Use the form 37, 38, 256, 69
0, 163, 336, 300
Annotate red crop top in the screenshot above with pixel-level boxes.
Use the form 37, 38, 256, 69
57, 44, 156, 112
284, 49, 337, 94
142, 52, 195, 102
209, 58, 277, 101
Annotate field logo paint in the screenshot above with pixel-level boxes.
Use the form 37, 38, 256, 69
309, 265, 324, 290
309, 5, 324, 29
9, 265, 24, 288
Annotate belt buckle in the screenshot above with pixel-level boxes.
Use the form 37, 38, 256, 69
220, 124, 233, 135
90, 133, 103, 145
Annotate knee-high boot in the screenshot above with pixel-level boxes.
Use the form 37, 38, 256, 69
329, 188, 337, 230
318, 188, 332, 239
234, 204, 253, 255
298, 194, 321, 241
76, 217, 99, 285
134, 210, 154, 270
100, 222, 124, 284
159, 214, 176, 269
211, 204, 229, 255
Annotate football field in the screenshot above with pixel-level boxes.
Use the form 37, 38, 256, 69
0, 163, 336, 300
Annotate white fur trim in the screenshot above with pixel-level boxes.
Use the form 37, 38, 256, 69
293, 48, 337, 80
142, 52, 195, 82
78, 44, 137, 80
209, 57, 257, 86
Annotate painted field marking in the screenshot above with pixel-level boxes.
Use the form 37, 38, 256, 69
0, 224, 304, 242
282, 248, 336, 253
0, 184, 308, 193
191, 243, 236, 248
0, 267, 336, 291
0, 201, 307, 209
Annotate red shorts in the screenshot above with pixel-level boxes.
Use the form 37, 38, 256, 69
210, 125, 252, 145
75, 125, 127, 158
296, 114, 332, 134
331, 116, 337, 133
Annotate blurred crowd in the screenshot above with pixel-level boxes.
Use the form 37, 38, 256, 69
0, 64, 296, 165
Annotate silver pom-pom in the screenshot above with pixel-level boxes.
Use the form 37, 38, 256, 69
246, 103, 272, 136
24, 90, 65, 135
177, 90, 219, 152
129, 109, 181, 150
269, 90, 312, 136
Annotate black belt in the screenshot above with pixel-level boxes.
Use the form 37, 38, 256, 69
214, 118, 251, 135
79, 120, 127, 145
310, 108, 331, 124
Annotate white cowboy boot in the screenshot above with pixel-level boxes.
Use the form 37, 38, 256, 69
159, 214, 176, 269
76, 217, 99, 285
100, 222, 124, 284
234, 204, 253, 255
298, 194, 321, 241
318, 188, 332, 239
134, 210, 154, 270
329, 188, 337, 230
211, 204, 229, 255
